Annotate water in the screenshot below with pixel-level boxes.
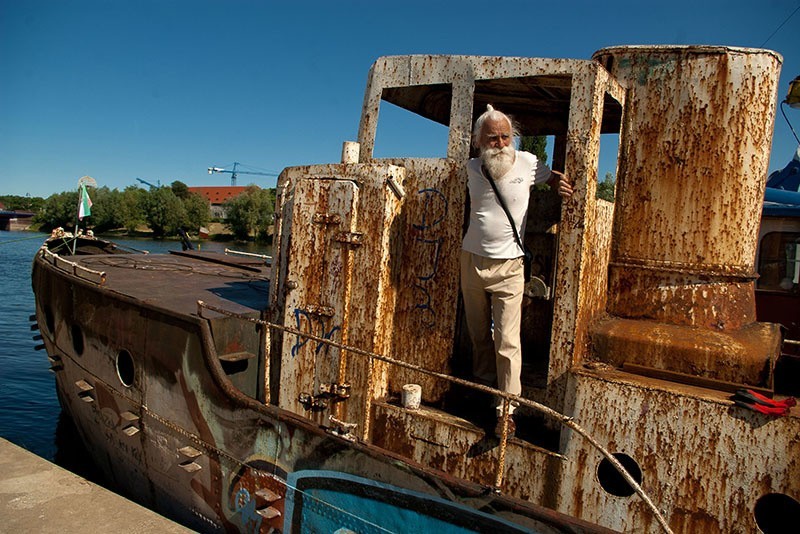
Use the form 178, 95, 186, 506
0, 231, 58, 458
0, 231, 270, 468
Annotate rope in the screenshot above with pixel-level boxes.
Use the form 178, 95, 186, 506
495, 399, 511, 489
198, 300, 674, 533
0, 233, 48, 245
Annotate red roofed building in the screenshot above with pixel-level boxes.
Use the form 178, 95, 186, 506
189, 186, 250, 219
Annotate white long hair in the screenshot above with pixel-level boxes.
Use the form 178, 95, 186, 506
471, 104, 519, 148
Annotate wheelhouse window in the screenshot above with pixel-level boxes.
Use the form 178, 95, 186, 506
374, 85, 452, 159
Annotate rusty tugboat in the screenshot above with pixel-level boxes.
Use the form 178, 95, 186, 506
31, 46, 800, 533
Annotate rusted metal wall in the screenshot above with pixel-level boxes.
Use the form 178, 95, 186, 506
272, 160, 464, 433
363, 158, 465, 404
358, 55, 607, 161
560, 369, 800, 532
371, 399, 568, 504
357, 55, 625, 418
547, 62, 624, 412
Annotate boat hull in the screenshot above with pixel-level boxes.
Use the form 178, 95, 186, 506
32, 249, 605, 533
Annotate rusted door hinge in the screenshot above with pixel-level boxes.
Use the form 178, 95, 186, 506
305, 304, 335, 317
312, 213, 341, 225
319, 382, 351, 400
335, 232, 363, 247
298, 392, 328, 411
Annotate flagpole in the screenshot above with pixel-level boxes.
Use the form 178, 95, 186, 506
74, 176, 97, 254
72, 184, 81, 254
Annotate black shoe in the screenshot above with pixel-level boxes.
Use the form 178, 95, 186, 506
494, 416, 516, 438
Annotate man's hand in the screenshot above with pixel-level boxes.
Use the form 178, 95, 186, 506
550, 170, 573, 199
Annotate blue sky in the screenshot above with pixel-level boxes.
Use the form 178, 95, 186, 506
2, 0, 799, 198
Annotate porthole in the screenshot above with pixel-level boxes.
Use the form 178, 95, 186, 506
754, 493, 800, 533
116, 350, 135, 388
70, 324, 84, 356
597, 452, 642, 497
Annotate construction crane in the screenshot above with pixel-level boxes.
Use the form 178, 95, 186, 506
207, 162, 279, 186
135, 177, 160, 189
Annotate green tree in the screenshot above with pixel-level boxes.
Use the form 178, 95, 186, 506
597, 172, 616, 202
171, 180, 190, 200
120, 186, 147, 232
0, 195, 44, 212
519, 136, 552, 191
142, 187, 187, 237
35, 191, 79, 231
87, 187, 128, 233
519, 136, 547, 163
182, 192, 211, 230
223, 185, 275, 241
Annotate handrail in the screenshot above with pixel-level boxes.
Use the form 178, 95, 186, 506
197, 299, 673, 534
39, 246, 107, 285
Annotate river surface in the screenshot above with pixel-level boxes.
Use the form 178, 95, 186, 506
0, 231, 270, 478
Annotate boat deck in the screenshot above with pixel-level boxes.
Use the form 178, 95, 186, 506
60, 249, 271, 318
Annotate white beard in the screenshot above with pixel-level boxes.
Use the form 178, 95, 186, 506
481, 145, 515, 180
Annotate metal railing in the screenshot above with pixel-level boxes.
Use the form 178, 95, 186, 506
39, 246, 107, 285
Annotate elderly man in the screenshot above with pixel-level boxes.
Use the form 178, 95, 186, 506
461, 105, 573, 437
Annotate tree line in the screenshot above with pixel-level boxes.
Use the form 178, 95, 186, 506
4, 151, 613, 239
5, 181, 275, 241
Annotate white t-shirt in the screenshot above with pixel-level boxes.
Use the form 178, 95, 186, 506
462, 151, 551, 259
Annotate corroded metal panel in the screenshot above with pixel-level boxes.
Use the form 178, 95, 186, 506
322, 163, 407, 435
374, 158, 465, 402
592, 318, 781, 387
372, 400, 567, 504
273, 160, 464, 431
591, 46, 784, 388
548, 62, 624, 412
358, 55, 626, 419
561, 369, 800, 533
278, 178, 358, 421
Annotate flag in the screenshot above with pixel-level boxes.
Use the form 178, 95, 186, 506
78, 183, 93, 220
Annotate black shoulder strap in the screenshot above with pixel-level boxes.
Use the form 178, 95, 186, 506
481, 165, 525, 252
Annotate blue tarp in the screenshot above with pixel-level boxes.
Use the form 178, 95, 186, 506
764, 147, 800, 216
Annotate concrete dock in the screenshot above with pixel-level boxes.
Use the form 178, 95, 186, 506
0, 438, 192, 533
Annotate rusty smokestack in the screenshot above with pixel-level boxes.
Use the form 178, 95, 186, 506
590, 46, 783, 387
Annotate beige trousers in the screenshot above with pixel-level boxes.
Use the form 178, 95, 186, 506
460, 250, 524, 415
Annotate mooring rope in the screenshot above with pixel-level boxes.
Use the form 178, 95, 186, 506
0, 233, 48, 245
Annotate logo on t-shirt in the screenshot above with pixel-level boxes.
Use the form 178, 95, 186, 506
510, 177, 523, 184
